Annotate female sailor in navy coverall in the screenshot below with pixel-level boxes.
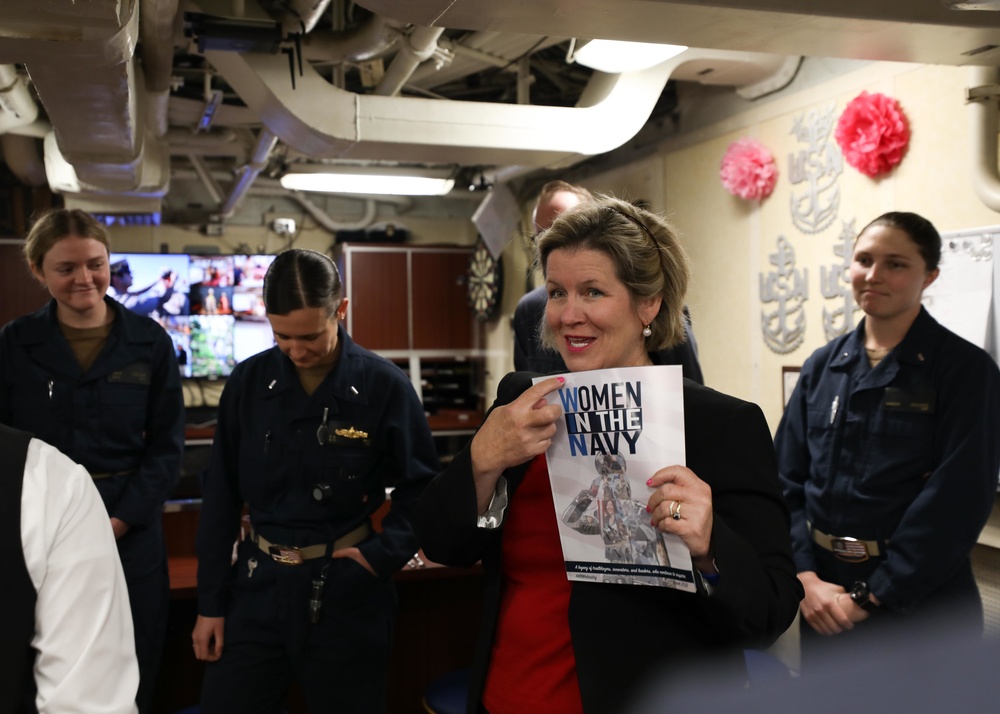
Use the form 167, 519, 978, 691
192, 248, 439, 713
0, 208, 184, 712
776, 212, 1000, 664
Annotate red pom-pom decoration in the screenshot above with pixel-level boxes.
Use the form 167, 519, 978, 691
834, 91, 910, 178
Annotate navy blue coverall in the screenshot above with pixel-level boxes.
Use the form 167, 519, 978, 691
0, 297, 184, 712
196, 327, 439, 713
776, 308, 1000, 654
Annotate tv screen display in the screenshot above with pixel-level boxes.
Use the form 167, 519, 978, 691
107, 253, 277, 378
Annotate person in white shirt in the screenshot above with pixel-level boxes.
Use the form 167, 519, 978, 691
7, 425, 139, 713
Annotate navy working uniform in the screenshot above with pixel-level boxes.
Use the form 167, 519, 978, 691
0, 296, 184, 712
512, 285, 705, 383
776, 307, 1000, 645
196, 327, 439, 713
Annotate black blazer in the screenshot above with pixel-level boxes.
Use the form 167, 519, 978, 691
413, 372, 803, 714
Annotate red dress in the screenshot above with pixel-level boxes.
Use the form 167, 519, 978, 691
482, 455, 583, 714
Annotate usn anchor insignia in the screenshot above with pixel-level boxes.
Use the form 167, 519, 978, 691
788, 105, 843, 235
821, 219, 863, 341
760, 236, 808, 354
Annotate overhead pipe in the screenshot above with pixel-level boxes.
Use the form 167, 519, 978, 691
0, 64, 39, 133
216, 127, 279, 218
188, 154, 225, 204
968, 65, 1000, 213
300, 13, 404, 64
281, 0, 334, 35
250, 185, 378, 232
203, 45, 755, 166
372, 25, 446, 97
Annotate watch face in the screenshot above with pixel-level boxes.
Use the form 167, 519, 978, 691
850, 581, 875, 611
467, 236, 503, 322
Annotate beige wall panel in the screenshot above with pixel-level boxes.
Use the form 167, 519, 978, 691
891, 65, 1000, 233
666, 133, 759, 404
660, 61, 1000, 433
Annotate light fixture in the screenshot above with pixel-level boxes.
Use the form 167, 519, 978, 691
279, 165, 456, 196
942, 0, 1000, 9
570, 39, 688, 73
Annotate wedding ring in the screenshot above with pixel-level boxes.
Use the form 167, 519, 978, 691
672, 502, 683, 521
668, 500, 679, 518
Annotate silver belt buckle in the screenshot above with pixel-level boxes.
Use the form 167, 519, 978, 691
830, 536, 869, 563
269, 545, 303, 565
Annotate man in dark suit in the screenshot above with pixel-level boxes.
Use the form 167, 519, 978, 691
512, 180, 704, 382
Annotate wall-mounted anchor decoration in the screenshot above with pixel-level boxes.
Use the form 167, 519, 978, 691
821, 219, 862, 341
760, 236, 808, 354
789, 104, 843, 235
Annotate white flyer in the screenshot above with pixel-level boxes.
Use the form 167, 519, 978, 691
533, 365, 695, 592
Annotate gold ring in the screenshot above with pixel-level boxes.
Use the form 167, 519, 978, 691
668, 500, 678, 518
672, 502, 683, 521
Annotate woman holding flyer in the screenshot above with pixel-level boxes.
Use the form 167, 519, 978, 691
413, 196, 802, 714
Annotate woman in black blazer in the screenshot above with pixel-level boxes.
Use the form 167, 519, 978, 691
414, 196, 803, 714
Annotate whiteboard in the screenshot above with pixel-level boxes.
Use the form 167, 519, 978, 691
921, 225, 997, 363
921, 225, 999, 491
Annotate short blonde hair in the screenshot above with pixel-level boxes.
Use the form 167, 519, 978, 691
536, 195, 690, 352
23, 208, 111, 270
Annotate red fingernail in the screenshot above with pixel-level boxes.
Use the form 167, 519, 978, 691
644, 505, 650, 513
650, 518, 656, 526
645, 478, 652, 486
556, 377, 565, 384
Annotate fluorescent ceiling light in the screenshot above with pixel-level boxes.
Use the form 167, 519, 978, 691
942, 0, 1000, 8
280, 167, 455, 196
572, 39, 688, 73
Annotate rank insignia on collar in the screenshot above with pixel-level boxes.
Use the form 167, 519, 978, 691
335, 426, 369, 439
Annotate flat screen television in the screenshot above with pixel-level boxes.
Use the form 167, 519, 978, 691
107, 253, 277, 378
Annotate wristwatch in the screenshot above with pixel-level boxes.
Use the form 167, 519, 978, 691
849, 581, 877, 612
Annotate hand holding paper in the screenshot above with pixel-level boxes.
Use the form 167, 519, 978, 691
470, 376, 564, 512
647, 465, 715, 570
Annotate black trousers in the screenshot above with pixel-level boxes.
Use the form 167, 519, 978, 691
200, 541, 397, 714
117, 521, 170, 714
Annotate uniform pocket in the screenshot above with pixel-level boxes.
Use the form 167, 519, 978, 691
861, 410, 936, 491
804, 407, 837, 486
100, 378, 149, 446
320, 445, 381, 518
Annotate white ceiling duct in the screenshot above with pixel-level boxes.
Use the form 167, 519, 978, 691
7, 0, 996, 222
968, 65, 1000, 212
204, 44, 784, 169
0, 64, 38, 133
0, 0, 169, 196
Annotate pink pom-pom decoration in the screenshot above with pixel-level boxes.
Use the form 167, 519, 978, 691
719, 138, 778, 200
834, 91, 910, 178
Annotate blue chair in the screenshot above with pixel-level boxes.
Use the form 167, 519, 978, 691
422, 668, 470, 714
